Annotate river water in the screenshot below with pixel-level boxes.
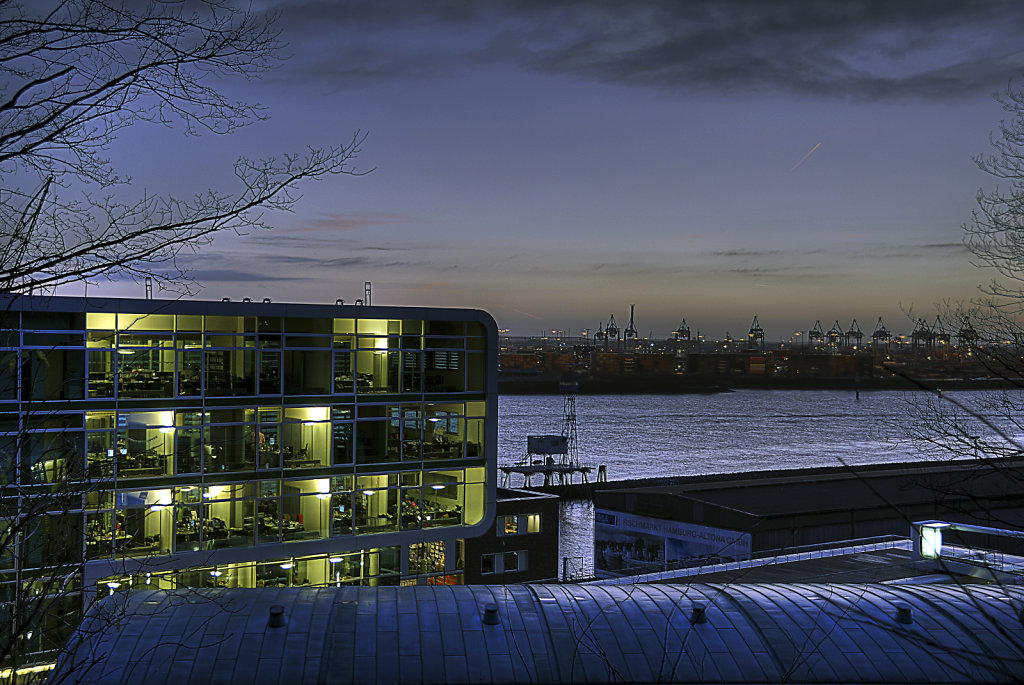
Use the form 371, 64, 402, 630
497, 389, 1022, 569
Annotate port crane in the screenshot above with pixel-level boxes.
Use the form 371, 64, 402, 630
845, 320, 863, 348
747, 316, 765, 352
623, 304, 639, 343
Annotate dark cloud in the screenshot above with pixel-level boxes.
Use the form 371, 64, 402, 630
281, 212, 418, 233
711, 248, 823, 257
270, 0, 1024, 99
186, 269, 303, 282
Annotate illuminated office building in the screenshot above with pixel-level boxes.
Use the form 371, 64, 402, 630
0, 294, 496, 657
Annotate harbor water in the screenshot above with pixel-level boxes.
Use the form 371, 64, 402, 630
497, 389, 1023, 571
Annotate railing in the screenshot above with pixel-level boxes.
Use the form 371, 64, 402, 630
588, 537, 913, 585
938, 544, 1024, 576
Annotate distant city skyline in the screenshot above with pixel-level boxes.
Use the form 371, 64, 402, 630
60, 1, 1024, 340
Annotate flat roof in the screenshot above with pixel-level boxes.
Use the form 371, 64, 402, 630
599, 460, 1024, 518
0, 293, 497, 327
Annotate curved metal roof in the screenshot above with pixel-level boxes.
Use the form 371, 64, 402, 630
60, 583, 1024, 684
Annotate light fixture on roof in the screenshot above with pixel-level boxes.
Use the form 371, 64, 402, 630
280, 562, 293, 570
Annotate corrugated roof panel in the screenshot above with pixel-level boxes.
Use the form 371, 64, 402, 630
55, 583, 1024, 684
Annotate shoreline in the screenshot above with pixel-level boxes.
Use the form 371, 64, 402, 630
498, 373, 1018, 395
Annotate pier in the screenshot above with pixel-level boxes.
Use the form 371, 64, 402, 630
499, 463, 606, 488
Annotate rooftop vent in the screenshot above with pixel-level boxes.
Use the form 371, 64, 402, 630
268, 605, 287, 628
221, 297, 231, 302
895, 603, 913, 625
335, 299, 345, 305
690, 603, 707, 624
482, 603, 500, 626
242, 297, 252, 303
263, 298, 272, 304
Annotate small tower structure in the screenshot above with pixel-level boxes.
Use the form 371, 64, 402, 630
872, 317, 891, 352
623, 304, 639, 346
747, 316, 765, 352
845, 319, 863, 348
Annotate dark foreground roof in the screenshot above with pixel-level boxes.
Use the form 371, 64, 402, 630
58, 583, 1024, 684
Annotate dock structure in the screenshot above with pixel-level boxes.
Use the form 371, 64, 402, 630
500, 462, 601, 488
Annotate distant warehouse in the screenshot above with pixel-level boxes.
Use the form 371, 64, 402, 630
593, 459, 1024, 575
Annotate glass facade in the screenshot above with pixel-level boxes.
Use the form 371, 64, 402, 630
0, 296, 496, 663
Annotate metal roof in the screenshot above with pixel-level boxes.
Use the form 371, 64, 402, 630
58, 583, 1024, 684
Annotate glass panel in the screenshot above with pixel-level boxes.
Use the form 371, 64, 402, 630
425, 351, 465, 393
402, 350, 422, 392
527, 513, 541, 533
117, 411, 174, 479
259, 351, 280, 395
205, 423, 254, 473
117, 346, 174, 398
281, 407, 329, 468
86, 512, 113, 560
354, 481, 397, 534
257, 495, 279, 543
283, 350, 330, 395
257, 409, 281, 470
87, 350, 114, 398
175, 504, 202, 553
204, 484, 254, 549
255, 560, 293, 587
175, 427, 202, 474
331, 491, 352, 536
86, 431, 115, 478
205, 349, 255, 396
0, 352, 16, 400
333, 346, 353, 393
400, 488, 422, 530
177, 349, 202, 396
118, 314, 173, 331
21, 431, 84, 484
23, 349, 85, 400
466, 352, 485, 392
115, 490, 172, 558
281, 489, 330, 542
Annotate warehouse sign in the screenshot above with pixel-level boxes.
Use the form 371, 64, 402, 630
594, 509, 751, 574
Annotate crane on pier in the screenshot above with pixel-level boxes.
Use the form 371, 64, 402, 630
871, 318, 891, 351
605, 314, 619, 350
747, 316, 765, 352
623, 304, 639, 343
827, 320, 843, 350
845, 319, 863, 348
808, 320, 826, 349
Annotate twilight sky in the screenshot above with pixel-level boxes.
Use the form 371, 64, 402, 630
80, 0, 1024, 340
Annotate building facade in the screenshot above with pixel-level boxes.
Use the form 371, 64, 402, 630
0, 295, 497, 664
463, 487, 560, 584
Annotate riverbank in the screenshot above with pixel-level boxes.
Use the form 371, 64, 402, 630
498, 372, 1016, 394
